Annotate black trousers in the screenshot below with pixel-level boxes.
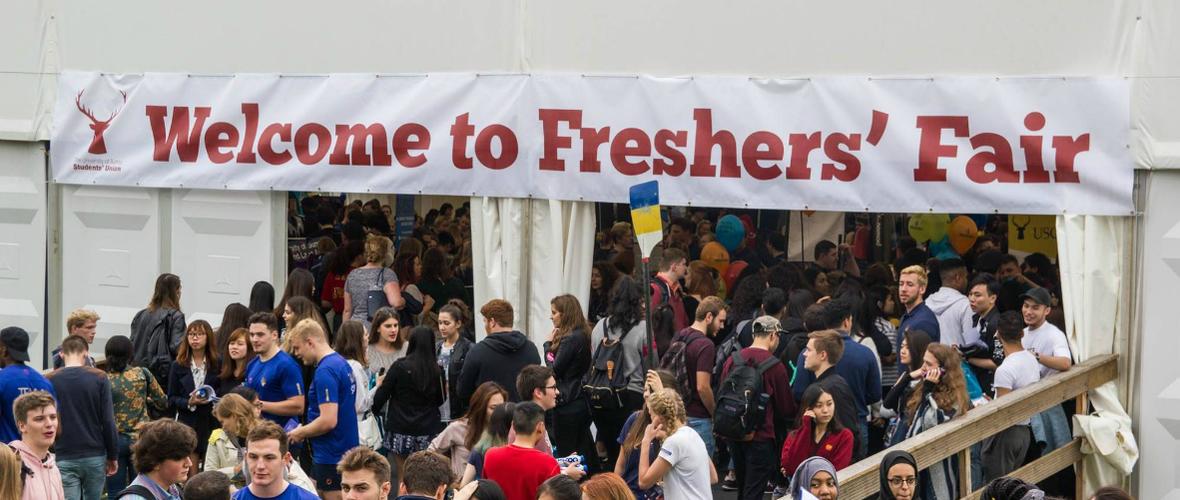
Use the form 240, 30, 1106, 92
732, 439, 778, 500
590, 390, 644, 471
551, 399, 598, 473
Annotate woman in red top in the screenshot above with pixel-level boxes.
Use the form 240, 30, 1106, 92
781, 384, 854, 478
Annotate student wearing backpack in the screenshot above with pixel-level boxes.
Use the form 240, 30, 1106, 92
659, 295, 726, 458
716, 316, 796, 500
649, 248, 689, 333
588, 277, 649, 471
130, 273, 187, 386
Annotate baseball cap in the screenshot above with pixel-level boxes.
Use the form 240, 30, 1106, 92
0, 327, 31, 362
752, 316, 782, 335
1020, 287, 1053, 306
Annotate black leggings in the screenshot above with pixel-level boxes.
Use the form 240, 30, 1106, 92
550, 399, 599, 473
590, 390, 644, 471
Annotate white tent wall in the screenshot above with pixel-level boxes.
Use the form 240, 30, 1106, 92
0, 142, 47, 364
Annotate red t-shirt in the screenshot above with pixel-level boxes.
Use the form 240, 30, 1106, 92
483, 444, 560, 500
321, 270, 349, 314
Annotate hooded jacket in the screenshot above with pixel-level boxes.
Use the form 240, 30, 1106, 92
456, 331, 541, 403
924, 287, 977, 348
11, 440, 65, 500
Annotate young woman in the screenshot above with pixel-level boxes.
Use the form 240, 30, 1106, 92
636, 388, 717, 500
580, 473, 635, 500
129, 273, 186, 384
545, 294, 594, 467
274, 268, 316, 332
417, 247, 466, 314
805, 267, 832, 297
322, 239, 364, 330
437, 302, 475, 421
282, 295, 329, 340
780, 385, 854, 479
167, 319, 221, 467
588, 261, 620, 324
249, 280, 275, 314
787, 456, 840, 500
904, 344, 971, 500
590, 277, 649, 470
429, 382, 508, 479
334, 320, 374, 436
367, 307, 406, 378
682, 261, 718, 322
215, 302, 252, 368
394, 251, 430, 327
616, 370, 677, 500
884, 329, 934, 447
0, 443, 20, 500
343, 234, 405, 328
372, 325, 446, 482
878, 450, 919, 500
103, 335, 168, 494
460, 402, 516, 487
206, 393, 315, 492
217, 328, 254, 394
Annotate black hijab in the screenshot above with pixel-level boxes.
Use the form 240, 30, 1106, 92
878, 450, 919, 500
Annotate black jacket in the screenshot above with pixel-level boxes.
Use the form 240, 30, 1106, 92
456, 331, 541, 403
166, 359, 222, 424
436, 337, 474, 420
815, 368, 862, 459
373, 358, 446, 436
544, 328, 591, 407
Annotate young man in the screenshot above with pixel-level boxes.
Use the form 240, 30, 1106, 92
812, 240, 860, 278
802, 330, 860, 451
456, 299, 540, 403
1020, 288, 1072, 377
718, 316, 796, 500
650, 247, 689, 332
234, 421, 319, 500
121, 419, 198, 500
286, 319, 359, 500
996, 254, 1038, 312
511, 365, 558, 454
338, 447, 393, 500
46, 335, 118, 500
395, 451, 452, 500
667, 295, 726, 457
0, 326, 55, 443
791, 299, 880, 460
482, 402, 561, 500
52, 309, 99, 369
184, 471, 231, 500
982, 312, 1039, 482
966, 274, 1003, 394
10, 391, 64, 500
896, 265, 942, 368
924, 258, 977, 348
244, 312, 305, 424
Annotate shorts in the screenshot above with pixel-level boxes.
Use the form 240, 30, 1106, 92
386, 433, 434, 456
310, 462, 342, 492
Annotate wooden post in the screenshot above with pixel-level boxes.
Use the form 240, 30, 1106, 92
1075, 392, 1089, 498
958, 447, 972, 498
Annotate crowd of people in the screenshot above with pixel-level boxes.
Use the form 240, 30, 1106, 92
0, 199, 1137, 500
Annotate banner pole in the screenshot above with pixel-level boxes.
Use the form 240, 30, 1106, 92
642, 256, 656, 371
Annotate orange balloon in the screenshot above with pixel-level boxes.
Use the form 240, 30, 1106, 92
948, 216, 979, 254
700, 241, 730, 276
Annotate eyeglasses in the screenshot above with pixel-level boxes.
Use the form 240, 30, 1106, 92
187, 332, 206, 338
888, 477, 917, 487
545, 385, 559, 391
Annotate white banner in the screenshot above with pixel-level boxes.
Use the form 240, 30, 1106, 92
51, 71, 1133, 215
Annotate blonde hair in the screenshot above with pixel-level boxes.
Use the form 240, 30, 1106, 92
0, 444, 21, 500
364, 234, 391, 264
899, 265, 928, 288
213, 393, 258, 438
285, 318, 327, 346
66, 309, 100, 332
647, 388, 687, 431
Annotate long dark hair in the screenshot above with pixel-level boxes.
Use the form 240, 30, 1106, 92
104, 335, 134, 373
368, 307, 404, 350
249, 281, 275, 313
329, 240, 365, 276
334, 321, 368, 368
401, 326, 442, 385
274, 268, 315, 319
464, 382, 509, 450
147, 273, 181, 312
798, 384, 844, 433
591, 261, 620, 297
420, 247, 452, 282
216, 303, 252, 356
607, 276, 644, 333
218, 328, 253, 381
903, 329, 933, 372
394, 253, 419, 287
548, 294, 591, 353
729, 275, 767, 325
787, 289, 817, 319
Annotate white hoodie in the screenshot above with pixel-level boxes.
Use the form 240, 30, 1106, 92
924, 287, 978, 348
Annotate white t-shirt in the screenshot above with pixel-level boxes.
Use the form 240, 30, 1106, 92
1021, 322, 1071, 377
994, 350, 1041, 425
658, 426, 712, 500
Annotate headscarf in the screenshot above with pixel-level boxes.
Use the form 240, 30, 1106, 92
980, 477, 1046, 500
789, 456, 839, 499
878, 450, 918, 500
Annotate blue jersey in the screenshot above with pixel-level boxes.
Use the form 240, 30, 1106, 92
307, 352, 358, 465
245, 351, 304, 424
233, 483, 319, 500
0, 364, 55, 442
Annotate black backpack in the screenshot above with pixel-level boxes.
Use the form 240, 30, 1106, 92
583, 319, 636, 411
132, 310, 176, 386
712, 319, 751, 387
115, 485, 155, 499
658, 328, 708, 401
713, 350, 780, 441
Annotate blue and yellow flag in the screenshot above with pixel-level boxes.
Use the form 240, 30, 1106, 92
629, 181, 663, 262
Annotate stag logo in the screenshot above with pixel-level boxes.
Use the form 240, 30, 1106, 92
75, 89, 127, 155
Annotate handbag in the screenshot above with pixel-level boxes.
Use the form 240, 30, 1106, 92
366, 268, 392, 321
359, 410, 383, 449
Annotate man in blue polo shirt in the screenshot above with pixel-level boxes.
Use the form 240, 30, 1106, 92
0, 327, 55, 442
896, 265, 941, 371
286, 319, 357, 500
244, 312, 305, 425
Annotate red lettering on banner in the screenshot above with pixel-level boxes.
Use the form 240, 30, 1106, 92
1050, 134, 1088, 183
579, 126, 611, 173
450, 113, 475, 169
653, 129, 688, 176
611, 128, 651, 175
330, 124, 392, 166
258, 123, 292, 165
294, 123, 332, 164
539, 109, 581, 171
475, 124, 518, 169
204, 122, 240, 164
741, 132, 783, 180
786, 133, 820, 180
690, 109, 740, 178
966, 133, 1018, 183
821, 133, 861, 181
237, 103, 259, 163
393, 124, 430, 168
146, 105, 210, 162
1020, 112, 1050, 183
914, 116, 969, 181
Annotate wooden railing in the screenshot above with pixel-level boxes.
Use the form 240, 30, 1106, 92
836, 354, 1118, 499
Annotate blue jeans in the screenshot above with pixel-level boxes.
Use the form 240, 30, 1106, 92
686, 417, 715, 459
59, 454, 106, 500
105, 434, 135, 495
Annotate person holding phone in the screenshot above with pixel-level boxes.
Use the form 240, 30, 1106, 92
901, 344, 970, 500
